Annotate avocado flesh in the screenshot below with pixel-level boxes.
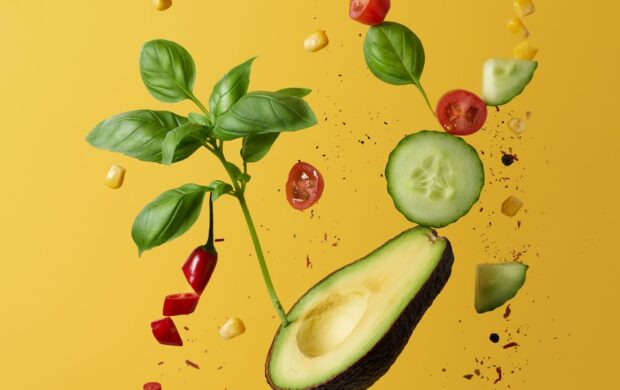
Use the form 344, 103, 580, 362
475, 263, 529, 313
266, 227, 454, 390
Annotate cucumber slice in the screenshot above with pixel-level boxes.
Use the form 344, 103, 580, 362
482, 59, 538, 106
475, 263, 529, 313
386, 131, 484, 228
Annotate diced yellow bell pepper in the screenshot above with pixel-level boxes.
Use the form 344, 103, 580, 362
304, 30, 329, 53
501, 196, 524, 217
513, 0, 535, 18
507, 17, 529, 36
219, 317, 246, 340
513, 40, 538, 60
152, 0, 172, 11
105, 165, 126, 189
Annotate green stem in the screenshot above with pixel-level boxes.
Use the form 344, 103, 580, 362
212, 147, 289, 326
415, 82, 435, 117
188, 92, 210, 119
238, 195, 289, 326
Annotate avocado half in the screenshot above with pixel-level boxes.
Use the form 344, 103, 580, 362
266, 227, 454, 389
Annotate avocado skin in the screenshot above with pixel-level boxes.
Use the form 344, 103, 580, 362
265, 232, 454, 390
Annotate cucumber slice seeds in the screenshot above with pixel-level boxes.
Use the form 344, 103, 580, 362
386, 131, 484, 228
482, 59, 538, 106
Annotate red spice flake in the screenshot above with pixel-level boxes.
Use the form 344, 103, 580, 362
503, 342, 520, 349
306, 255, 312, 268
185, 360, 200, 369
332, 242, 338, 247
494, 366, 503, 384
503, 304, 512, 319
517, 220, 522, 229
323, 233, 328, 242
474, 369, 481, 376
157, 361, 164, 366
525, 111, 532, 120
310, 210, 315, 219
217, 366, 223, 370
463, 374, 474, 380
495, 106, 500, 112
215, 238, 225, 242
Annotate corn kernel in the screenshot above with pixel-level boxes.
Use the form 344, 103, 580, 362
513, 40, 538, 60
501, 196, 524, 217
508, 118, 527, 134
304, 30, 329, 53
105, 165, 126, 189
513, 0, 535, 18
507, 17, 529, 36
219, 317, 246, 340
153, 0, 172, 11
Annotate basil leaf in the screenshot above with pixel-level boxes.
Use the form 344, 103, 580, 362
225, 161, 242, 179
209, 57, 255, 116
209, 180, 234, 201
188, 112, 211, 126
364, 22, 425, 85
363, 22, 431, 108
161, 123, 209, 165
86, 110, 200, 163
238, 173, 251, 184
132, 184, 209, 255
276, 88, 312, 98
213, 91, 317, 140
140, 39, 196, 103
241, 133, 279, 163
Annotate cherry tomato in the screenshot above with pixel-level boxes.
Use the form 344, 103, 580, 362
349, 0, 391, 25
436, 89, 488, 136
285, 161, 324, 211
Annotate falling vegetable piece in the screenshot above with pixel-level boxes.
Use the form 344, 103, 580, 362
143, 382, 162, 390
105, 164, 125, 189
152, 0, 172, 11
436, 89, 488, 136
219, 317, 246, 340
163, 293, 200, 316
182, 246, 217, 294
501, 195, 524, 217
513, 40, 539, 60
475, 263, 529, 313
285, 161, 324, 211
482, 59, 538, 106
151, 317, 183, 346
508, 117, 527, 134
349, 0, 391, 26
304, 30, 329, 52
513, 0, 535, 18
507, 17, 529, 36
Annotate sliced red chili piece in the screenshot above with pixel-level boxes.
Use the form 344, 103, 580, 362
182, 246, 218, 294
151, 317, 183, 346
143, 382, 162, 390
163, 293, 200, 316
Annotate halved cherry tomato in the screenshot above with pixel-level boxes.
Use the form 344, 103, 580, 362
151, 317, 183, 346
436, 89, 488, 136
349, 0, 391, 26
163, 293, 200, 316
286, 161, 324, 211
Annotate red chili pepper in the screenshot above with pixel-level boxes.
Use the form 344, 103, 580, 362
143, 382, 162, 390
151, 317, 183, 346
163, 293, 200, 316
182, 246, 217, 294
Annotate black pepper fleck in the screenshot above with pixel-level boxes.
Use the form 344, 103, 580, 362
501, 154, 515, 166
490, 333, 500, 343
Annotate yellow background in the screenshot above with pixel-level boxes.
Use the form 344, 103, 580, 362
0, 0, 617, 388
